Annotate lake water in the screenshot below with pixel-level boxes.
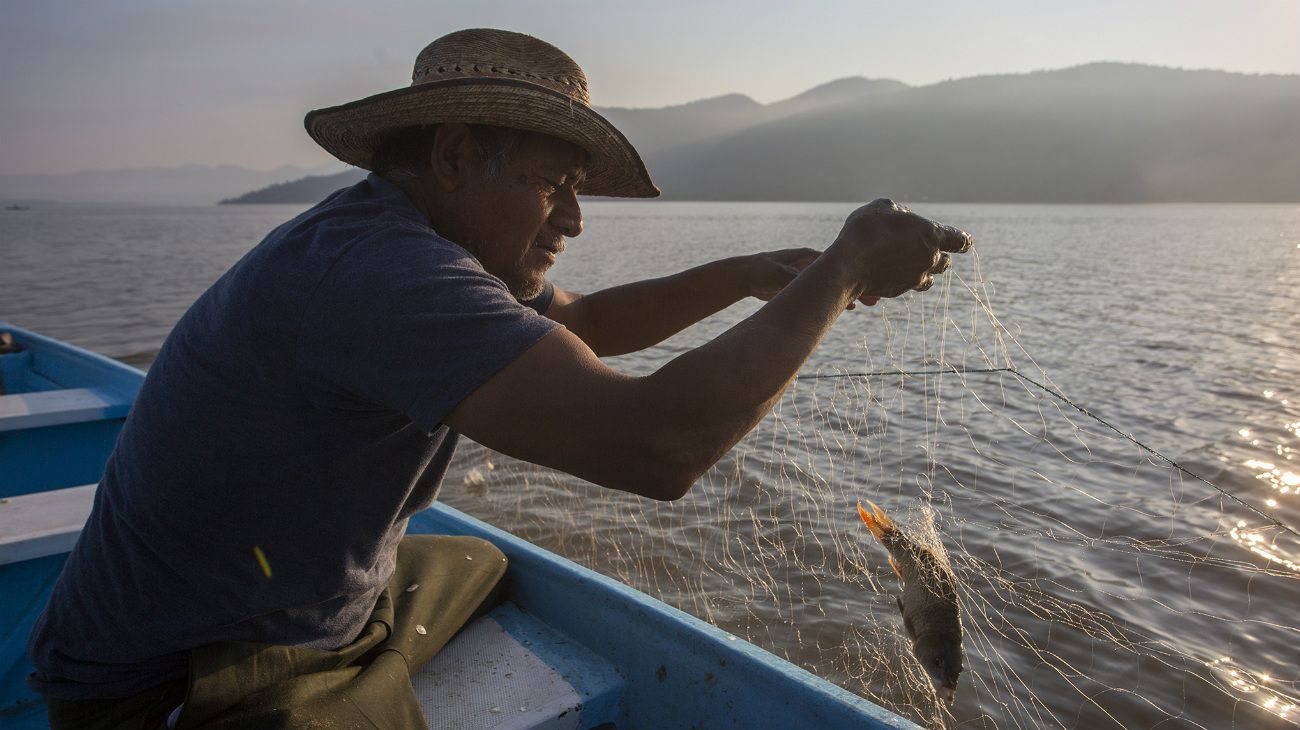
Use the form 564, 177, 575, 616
3, 200, 1298, 728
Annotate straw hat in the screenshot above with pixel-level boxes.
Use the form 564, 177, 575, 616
305, 29, 659, 198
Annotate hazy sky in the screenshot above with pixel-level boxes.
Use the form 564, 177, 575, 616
2, 0, 1297, 175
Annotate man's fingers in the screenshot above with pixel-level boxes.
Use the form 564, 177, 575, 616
930, 252, 952, 275
935, 224, 974, 253
840, 202, 969, 300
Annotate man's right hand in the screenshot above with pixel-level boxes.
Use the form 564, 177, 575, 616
830, 198, 973, 299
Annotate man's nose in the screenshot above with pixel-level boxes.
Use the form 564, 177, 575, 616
551, 190, 583, 238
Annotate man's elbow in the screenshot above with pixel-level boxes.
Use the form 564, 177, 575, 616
629, 437, 720, 501
620, 472, 697, 502
642, 471, 698, 502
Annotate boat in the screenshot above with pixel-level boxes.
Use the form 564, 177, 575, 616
0, 321, 919, 729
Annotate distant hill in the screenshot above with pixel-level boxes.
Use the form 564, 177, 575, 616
762, 77, 910, 118
221, 64, 1300, 204
597, 77, 908, 157
219, 170, 365, 204
0, 164, 337, 206
652, 63, 1300, 202
597, 93, 767, 157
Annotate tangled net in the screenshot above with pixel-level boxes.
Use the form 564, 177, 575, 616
440, 239, 1300, 728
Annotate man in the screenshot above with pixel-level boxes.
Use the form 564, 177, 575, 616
29, 28, 970, 728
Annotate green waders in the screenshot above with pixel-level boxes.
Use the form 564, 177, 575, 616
48, 535, 508, 730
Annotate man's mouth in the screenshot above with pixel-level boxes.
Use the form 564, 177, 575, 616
534, 238, 565, 255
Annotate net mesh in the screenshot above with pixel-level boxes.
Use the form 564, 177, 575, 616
440, 250, 1299, 729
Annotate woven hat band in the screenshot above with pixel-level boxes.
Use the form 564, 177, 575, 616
410, 30, 590, 104
411, 63, 588, 104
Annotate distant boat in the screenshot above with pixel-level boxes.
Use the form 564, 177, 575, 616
0, 321, 918, 730
4, 205, 31, 211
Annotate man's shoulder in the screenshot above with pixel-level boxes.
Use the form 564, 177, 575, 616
287, 175, 431, 244
264, 176, 473, 274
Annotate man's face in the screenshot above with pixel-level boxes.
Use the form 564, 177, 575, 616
454, 133, 587, 300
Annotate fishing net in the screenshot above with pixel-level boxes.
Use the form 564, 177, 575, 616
438, 206, 1300, 730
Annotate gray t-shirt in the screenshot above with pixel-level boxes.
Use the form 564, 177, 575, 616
28, 174, 560, 700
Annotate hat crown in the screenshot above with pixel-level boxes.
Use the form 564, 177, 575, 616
411, 29, 590, 105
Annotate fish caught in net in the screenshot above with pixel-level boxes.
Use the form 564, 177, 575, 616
439, 246, 1300, 729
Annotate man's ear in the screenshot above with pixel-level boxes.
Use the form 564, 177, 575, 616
429, 123, 480, 192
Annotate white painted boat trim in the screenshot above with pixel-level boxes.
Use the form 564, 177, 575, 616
0, 389, 129, 432
0, 483, 96, 565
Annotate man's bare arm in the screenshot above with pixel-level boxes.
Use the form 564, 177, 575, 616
545, 248, 837, 357
446, 200, 970, 501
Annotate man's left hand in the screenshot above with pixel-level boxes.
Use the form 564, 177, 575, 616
744, 248, 879, 308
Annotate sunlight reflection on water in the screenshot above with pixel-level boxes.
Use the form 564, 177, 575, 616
1229, 520, 1300, 573
1206, 656, 1299, 722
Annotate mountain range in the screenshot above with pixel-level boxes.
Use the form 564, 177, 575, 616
19, 63, 1298, 206
642, 63, 1300, 203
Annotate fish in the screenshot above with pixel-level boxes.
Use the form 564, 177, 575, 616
857, 500, 964, 703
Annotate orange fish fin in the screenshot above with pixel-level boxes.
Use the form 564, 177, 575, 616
856, 500, 897, 542
867, 500, 896, 532
888, 554, 904, 581
856, 501, 886, 541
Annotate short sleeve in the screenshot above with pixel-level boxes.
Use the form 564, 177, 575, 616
297, 227, 560, 433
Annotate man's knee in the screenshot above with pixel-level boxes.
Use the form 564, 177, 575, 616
397, 534, 506, 567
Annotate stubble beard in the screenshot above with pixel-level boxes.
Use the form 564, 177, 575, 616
458, 223, 554, 301
505, 233, 563, 301
507, 265, 547, 301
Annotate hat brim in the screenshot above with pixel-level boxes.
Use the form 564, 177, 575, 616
305, 77, 659, 199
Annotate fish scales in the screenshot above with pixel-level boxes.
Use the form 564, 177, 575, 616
857, 500, 965, 702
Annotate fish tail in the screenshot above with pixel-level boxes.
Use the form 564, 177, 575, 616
856, 500, 896, 541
